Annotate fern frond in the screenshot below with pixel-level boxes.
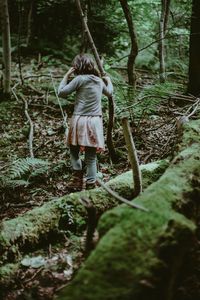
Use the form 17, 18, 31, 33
6, 179, 30, 188
9, 158, 51, 179
29, 165, 51, 179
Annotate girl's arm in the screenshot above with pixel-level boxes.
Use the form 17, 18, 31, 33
102, 76, 114, 97
58, 68, 80, 98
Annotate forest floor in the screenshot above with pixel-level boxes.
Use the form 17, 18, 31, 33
0, 60, 200, 299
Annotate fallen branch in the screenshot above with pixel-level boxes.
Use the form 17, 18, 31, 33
96, 178, 147, 211
186, 98, 200, 118
169, 93, 196, 102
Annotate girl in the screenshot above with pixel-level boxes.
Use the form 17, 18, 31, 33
58, 53, 113, 191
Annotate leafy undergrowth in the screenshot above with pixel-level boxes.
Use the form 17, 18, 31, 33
0, 60, 199, 299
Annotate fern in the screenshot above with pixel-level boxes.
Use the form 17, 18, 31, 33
0, 158, 51, 189
9, 158, 51, 179
29, 165, 51, 179
5, 179, 30, 188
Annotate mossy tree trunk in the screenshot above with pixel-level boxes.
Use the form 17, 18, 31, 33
56, 120, 200, 300
0, 160, 168, 265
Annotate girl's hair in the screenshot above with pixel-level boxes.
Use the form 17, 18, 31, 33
72, 53, 100, 77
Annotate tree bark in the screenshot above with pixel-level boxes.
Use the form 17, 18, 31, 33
121, 117, 142, 197
119, 0, 139, 89
26, 0, 33, 47
188, 0, 200, 96
17, 1, 24, 85
80, 2, 88, 53
158, 0, 171, 83
0, 0, 11, 95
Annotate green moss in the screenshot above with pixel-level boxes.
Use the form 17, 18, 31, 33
0, 263, 19, 287
141, 160, 169, 189
57, 120, 199, 300
0, 159, 170, 266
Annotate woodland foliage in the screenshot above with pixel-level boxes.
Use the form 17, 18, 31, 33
0, 0, 191, 74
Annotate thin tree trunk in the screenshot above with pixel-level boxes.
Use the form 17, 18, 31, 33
26, 0, 33, 47
164, 0, 171, 33
0, 0, 11, 95
119, 0, 139, 90
17, 1, 24, 85
75, 0, 117, 161
158, 0, 166, 83
80, 2, 88, 53
188, 0, 200, 96
158, 0, 171, 83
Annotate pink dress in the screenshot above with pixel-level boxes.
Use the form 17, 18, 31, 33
67, 115, 105, 152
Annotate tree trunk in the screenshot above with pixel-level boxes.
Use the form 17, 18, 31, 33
26, 0, 33, 47
158, 0, 166, 83
80, 2, 88, 53
158, 0, 171, 83
119, 0, 138, 90
0, 0, 11, 95
188, 0, 200, 96
17, 1, 24, 85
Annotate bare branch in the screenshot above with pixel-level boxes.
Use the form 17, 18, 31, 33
96, 178, 148, 212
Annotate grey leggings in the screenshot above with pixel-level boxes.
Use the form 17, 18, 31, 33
70, 145, 97, 184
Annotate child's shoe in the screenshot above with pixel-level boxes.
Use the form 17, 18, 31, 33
86, 182, 97, 190
68, 170, 84, 192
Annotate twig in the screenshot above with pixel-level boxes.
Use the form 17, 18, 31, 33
96, 178, 148, 211
24, 99, 34, 158
186, 98, 200, 118
11, 87, 20, 102
24, 266, 43, 284
50, 72, 69, 140
22, 74, 63, 80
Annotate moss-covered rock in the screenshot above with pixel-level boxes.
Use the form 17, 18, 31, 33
56, 120, 199, 300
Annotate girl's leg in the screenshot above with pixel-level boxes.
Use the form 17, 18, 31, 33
68, 145, 83, 191
85, 146, 97, 185
70, 145, 82, 170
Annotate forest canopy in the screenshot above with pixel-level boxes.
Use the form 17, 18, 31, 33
0, 0, 191, 73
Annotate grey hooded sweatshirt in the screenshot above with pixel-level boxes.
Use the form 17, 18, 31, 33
58, 74, 113, 116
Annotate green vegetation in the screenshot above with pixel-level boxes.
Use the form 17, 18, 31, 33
57, 120, 199, 300
0, 160, 168, 266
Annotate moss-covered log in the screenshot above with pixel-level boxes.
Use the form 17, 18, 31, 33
0, 160, 168, 266
57, 120, 200, 300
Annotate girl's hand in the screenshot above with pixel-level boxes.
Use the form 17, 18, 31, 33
65, 67, 75, 78
102, 76, 109, 86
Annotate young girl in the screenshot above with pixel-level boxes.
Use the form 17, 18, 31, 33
58, 53, 113, 191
